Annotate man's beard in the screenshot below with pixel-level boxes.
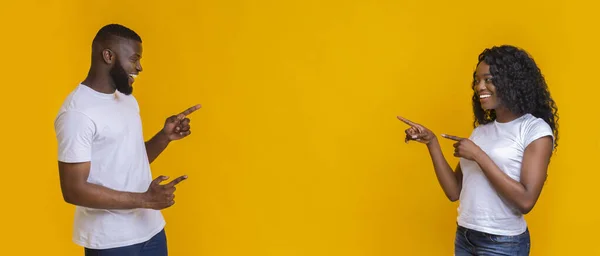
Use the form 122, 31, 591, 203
110, 61, 133, 95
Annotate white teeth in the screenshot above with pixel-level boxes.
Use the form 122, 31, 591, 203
130, 74, 137, 78
480, 94, 491, 99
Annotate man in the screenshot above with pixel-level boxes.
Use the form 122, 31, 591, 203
54, 23, 200, 255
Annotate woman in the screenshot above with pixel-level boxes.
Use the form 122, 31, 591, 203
398, 45, 559, 255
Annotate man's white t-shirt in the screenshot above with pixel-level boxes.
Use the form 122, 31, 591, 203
54, 84, 165, 249
457, 113, 553, 236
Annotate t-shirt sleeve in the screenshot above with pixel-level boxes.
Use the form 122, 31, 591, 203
523, 118, 554, 148
54, 110, 96, 163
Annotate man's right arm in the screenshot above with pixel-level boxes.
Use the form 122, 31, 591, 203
58, 161, 145, 209
55, 110, 144, 209
55, 110, 186, 210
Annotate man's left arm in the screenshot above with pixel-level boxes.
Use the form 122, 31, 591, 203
145, 104, 201, 163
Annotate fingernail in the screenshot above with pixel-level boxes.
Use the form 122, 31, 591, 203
412, 135, 417, 139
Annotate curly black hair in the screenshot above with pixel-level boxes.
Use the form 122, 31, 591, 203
471, 45, 559, 150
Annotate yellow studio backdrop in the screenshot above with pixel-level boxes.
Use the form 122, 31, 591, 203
0, 0, 598, 255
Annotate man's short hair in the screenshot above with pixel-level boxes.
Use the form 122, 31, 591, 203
93, 24, 142, 45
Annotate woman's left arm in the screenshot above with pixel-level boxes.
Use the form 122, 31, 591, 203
443, 134, 553, 214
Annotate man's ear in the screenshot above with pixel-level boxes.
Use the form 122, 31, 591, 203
102, 49, 114, 64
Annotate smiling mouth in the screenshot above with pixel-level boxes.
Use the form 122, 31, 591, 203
129, 74, 137, 82
479, 94, 491, 99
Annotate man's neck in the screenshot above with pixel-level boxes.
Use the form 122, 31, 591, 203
82, 69, 115, 94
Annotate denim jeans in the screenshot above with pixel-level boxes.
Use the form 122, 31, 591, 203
84, 229, 168, 256
455, 225, 530, 256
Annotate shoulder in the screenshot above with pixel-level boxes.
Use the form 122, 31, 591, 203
519, 114, 553, 147
55, 85, 103, 118
56, 85, 90, 123
56, 84, 103, 113
57, 85, 84, 110
521, 114, 552, 135
55, 110, 96, 132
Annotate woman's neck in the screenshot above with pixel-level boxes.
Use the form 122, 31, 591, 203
494, 106, 522, 123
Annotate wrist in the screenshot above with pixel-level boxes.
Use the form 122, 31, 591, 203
473, 148, 487, 163
133, 192, 149, 209
426, 135, 439, 147
158, 129, 172, 143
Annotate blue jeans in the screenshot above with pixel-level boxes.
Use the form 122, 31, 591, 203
84, 229, 168, 256
455, 225, 530, 256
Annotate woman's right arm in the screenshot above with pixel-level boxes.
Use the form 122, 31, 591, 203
425, 137, 462, 201
397, 116, 462, 201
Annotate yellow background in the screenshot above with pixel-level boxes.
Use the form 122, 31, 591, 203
0, 0, 597, 255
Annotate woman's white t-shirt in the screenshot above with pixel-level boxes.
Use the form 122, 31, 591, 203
457, 113, 553, 236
